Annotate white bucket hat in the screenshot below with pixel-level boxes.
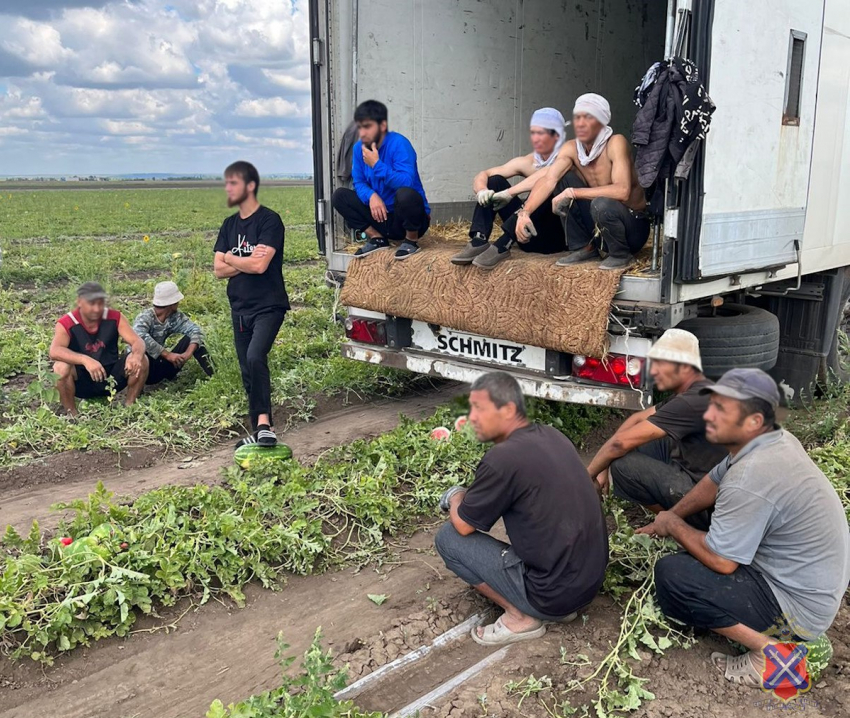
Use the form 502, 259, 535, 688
152, 281, 184, 307
647, 328, 702, 372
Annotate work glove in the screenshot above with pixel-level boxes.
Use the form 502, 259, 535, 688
490, 189, 512, 210
517, 214, 537, 242
439, 486, 466, 512
552, 194, 573, 217
477, 189, 494, 206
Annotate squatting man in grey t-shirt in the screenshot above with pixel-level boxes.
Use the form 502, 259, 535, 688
637, 368, 850, 688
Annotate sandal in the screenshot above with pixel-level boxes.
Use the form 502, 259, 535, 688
470, 615, 546, 647
711, 651, 763, 687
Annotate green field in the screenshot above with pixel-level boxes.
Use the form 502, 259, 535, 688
0, 186, 418, 465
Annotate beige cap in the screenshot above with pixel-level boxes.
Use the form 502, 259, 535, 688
647, 328, 702, 372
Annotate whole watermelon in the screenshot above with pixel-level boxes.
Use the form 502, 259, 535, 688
234, 442, 293, 469
804, 634, 833, 682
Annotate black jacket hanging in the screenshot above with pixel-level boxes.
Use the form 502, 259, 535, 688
631, 57, 715, 189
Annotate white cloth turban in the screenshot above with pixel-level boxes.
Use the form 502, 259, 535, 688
573, 93, 611, 126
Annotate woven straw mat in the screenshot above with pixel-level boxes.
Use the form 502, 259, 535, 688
340, 238, 625, 358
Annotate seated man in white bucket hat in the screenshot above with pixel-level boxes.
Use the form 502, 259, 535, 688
132, 281, 213, 385
586, 329, 727, 528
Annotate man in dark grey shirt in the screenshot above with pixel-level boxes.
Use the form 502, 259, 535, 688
588, 328, 727, 528
435, 372, 608, 647
639, 369, 850, 688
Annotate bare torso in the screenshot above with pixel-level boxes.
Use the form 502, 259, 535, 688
567, 138, 646, 211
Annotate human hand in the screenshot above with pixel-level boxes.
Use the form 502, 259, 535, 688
477, 189, 494, 206
552, 189, 575, 216
638, 511, 677, 538
253, 244, 270, 258
125, 352, 144, 378
369, 194, 388, 223
439, 486, 466, 512
362, 142, 380, 168
516, 212, 537, 243
594, 468, 610, 496
634, 521, 658, 536
84, 357, 107, 382
491, 190, 512, 210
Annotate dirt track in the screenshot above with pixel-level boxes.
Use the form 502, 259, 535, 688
0, 388, 848, 718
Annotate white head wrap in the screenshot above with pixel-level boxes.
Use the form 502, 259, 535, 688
529, 107, 566, 169
572, 93, 613, 166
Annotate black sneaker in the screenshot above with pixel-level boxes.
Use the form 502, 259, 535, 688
256, 424, 277, 447
352, 237, 390, 258
394, 241, 421, 260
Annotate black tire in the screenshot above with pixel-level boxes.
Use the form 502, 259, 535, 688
678, 304, 780, 379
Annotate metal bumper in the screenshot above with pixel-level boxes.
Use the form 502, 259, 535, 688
342, 342, 651, 410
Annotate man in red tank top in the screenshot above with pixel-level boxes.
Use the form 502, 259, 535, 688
49, 282, 149, 416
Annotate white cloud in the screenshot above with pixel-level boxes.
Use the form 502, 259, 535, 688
0, 0, 313, 174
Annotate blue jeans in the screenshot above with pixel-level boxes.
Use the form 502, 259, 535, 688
434, 523, 572, 622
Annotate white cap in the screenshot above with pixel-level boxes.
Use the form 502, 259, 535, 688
152, 281, 184, 307
647, 328, 702, 372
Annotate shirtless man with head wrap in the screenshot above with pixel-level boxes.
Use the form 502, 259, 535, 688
516, 94, 649, 271
452, 107, 570, 270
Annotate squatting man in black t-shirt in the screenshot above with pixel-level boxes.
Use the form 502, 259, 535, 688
435, 372, 608, 646
214, 161, 290, 447
50, 281, 149, 416
587, 328, 727, 529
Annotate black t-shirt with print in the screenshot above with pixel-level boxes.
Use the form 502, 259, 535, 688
648, 379, 728, 480
458, 424, 609, 617
214, 206, 290, 315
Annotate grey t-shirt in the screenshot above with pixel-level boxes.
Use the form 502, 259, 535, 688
706, 430, 850, 639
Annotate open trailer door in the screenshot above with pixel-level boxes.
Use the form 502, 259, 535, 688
677, 0, 825, 282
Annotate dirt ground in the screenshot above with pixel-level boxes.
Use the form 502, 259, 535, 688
0, 388, 848, 718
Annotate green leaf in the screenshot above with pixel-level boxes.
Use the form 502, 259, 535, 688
367, 593, 388, 606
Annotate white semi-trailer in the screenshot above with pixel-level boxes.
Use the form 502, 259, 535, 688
309, 0, 850, 409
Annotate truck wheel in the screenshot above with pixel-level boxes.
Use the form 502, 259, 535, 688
819, 271, 850, 385
678, 304, 780, 379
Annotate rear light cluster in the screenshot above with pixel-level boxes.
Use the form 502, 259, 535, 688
344, 317, 387, 345
573, 353, 644, 386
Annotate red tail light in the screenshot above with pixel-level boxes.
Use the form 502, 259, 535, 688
345, 317, 387, 345
573, 353, 645, 386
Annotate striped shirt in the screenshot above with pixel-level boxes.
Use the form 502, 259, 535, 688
132, 308, 204, 359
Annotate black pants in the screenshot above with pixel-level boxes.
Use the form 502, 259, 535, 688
559, 170, 650, 257
231, 309, 286, 430
484, 176, 566, 255
74, 355, 129, 398
332, 186, 431, 240
146, 336, 211, 385
609, 439, 711, 531
655, 553, 800, 639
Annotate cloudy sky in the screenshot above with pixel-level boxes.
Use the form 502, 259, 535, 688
0, 0, 312, 175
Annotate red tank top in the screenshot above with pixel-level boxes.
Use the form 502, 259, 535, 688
58, 308, 122, 365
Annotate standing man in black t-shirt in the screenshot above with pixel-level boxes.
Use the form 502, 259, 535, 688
587, 329, 727, 529
213, 161, 289, 446
435, 372, 608, 646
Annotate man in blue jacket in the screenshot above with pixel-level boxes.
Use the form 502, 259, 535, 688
331, 100, 431, 260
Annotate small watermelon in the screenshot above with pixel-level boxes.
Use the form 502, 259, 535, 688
804, 634, 833, 682
430, 427, 451, 441
454, 415, 468, 432
234, 442, 293, 469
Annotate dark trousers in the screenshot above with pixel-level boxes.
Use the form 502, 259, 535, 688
559, 170, 650, 257
483, 175, 566, 255
231, 309, 286, 430
332, 186, 431, 240
609, 438, 711, 530
146, 336, 211, 385
434, 523, 572, 621
655, 553, 800, 639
